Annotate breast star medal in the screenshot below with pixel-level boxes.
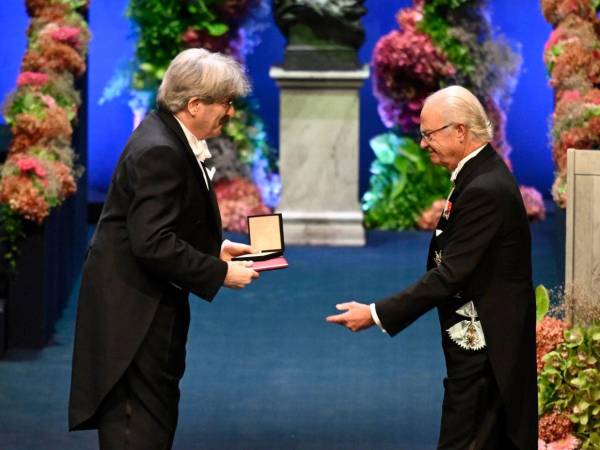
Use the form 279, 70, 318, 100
446, 301, 487, 351
434, 250, 443, 267
442, 200, 452, 220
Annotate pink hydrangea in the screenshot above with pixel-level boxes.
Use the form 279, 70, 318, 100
557, 90, 581, 103
371, 25, 455, 131
49, 26, 82, 48
536, 317, 567, 373
16, 71, 49, 87
544, 28, 566, 54
520, 186, 546, 221
547, 434, 580, 450
15, 156, 47, 178
539, 434, 580, 450
539, 412, 573, 442
214, 177, 270, 232
40, 94, 58, 109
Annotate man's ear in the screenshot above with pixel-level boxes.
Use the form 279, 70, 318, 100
187, 97, 200, 116
456, 123, 467, 142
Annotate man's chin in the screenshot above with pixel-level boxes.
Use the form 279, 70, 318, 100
208, 127, 223, 138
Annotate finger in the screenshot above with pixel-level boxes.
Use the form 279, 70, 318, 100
335, 303, 351, 311
326, 314, 346, 324
235, 244, 253, 254
241, 260, 254, 267
251, 270, 259, 279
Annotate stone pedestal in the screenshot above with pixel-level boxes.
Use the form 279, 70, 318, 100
269, 67, 368, 246
565, 149, 600, 323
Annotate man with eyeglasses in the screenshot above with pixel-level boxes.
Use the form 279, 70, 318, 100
327, 86, 537, 449
69, 49, 260, 449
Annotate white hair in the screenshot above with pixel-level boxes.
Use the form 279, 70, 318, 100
424, 85, 494, 142
157, 48, 251, 113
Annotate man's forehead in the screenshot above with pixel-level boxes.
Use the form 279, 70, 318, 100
420, 103, 443, 126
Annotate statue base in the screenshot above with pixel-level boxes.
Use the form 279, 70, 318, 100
270, 67, 369, 246
282, 45, 360, 71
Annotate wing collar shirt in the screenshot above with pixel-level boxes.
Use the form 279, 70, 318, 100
173, 115, 212, 189
169, 115, 231, 290
370, 143, 487, 333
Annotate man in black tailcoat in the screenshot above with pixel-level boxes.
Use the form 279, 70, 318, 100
327, 86, 537, 450
69, 49, 259, 449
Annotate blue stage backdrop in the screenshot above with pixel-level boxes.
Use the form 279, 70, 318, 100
0, 0, 554, 200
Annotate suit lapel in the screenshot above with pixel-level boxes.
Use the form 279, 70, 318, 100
155, 109, 223, 238
155, 109, 207, 190
451, 144, 496, 201
428, 145, 497, 267
199, 161, 223, 240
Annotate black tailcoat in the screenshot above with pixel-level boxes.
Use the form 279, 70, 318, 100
69, 109, 228, 430
375, 145, 537, 449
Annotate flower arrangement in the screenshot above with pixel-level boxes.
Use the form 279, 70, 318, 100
101, 0, 278, 231
520, 185, 547, 222
362, 133, 451, 230
535, 285, 600, 449
364, 0, 539, 230
214, 177, 270, 232
0, 0, 89, 271
542, 0, 600, 208
371, 5, 455, 132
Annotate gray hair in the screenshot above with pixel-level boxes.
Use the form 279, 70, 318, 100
157, 48, 251, 113
424, 85, 494, 142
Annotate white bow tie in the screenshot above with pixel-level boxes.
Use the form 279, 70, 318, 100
192, 139, 212, 163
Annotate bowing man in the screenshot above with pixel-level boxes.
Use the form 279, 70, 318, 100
69, 49, 259, 449
327, 86, 537, 450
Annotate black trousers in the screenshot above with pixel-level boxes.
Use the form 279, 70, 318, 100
437, 332, 518, 450
96, 288, 191, 450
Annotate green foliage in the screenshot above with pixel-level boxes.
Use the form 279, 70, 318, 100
538, 324, 600, 448
536, 284, 550, 324
0, 204, 25, 273
223, 98, 277, 170
60, 0, 88, 8
418, 0, 476, 77
362, 132, 451, 229
127, 0, 228, 90
5, 92, 47, 125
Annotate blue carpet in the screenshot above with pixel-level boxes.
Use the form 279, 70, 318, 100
0, 217, 559, 450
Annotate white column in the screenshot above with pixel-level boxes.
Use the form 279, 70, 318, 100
270, 67, 369, 246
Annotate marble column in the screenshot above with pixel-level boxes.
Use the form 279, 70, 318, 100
269, 67, 369, 246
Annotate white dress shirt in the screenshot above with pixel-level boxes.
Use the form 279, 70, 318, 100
173, 115, 212, 189
370, 143, 488, 333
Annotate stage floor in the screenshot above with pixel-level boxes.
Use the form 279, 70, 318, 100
0, 217, 559, 450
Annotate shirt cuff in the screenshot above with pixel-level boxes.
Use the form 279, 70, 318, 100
370, 303, 387, 333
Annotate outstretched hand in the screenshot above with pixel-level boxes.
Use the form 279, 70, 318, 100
326, 301, 374, 332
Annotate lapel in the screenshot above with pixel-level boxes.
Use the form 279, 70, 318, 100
155, 108, 223, 239
450, 144, 496, 204
428, 144, 497, 267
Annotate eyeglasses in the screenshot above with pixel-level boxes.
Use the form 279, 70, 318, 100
197, 96, 234, 109
218, 99, 234, 109
417, 123, 454, 142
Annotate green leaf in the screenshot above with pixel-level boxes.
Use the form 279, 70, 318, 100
204, 22, 228, 36
535, 284, 550, 323
581, 414, 589, 425
370, 134, 397, 164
